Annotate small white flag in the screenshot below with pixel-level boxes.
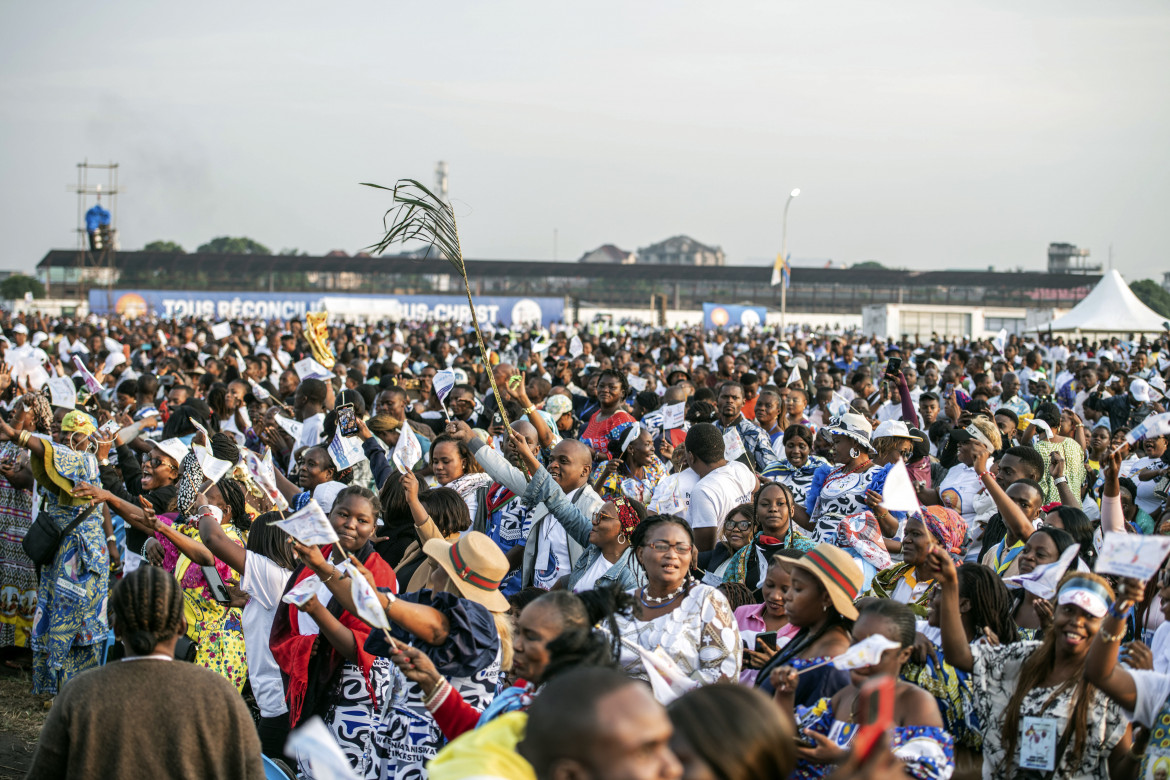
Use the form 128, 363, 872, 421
432, 368, 458, 402
881, 459, 920, 513
1125, 412, 1170, 446
392, 423, 421, 474
1097, 532, 1170, 581
390, 350, 408, 368
661, 402, 685, 429
723, 428, 747, 462
192, 443, 233, 483
992, 328, 1008, 355
294, 357, 332, 381
284, 716, 361, 780
210, 321, 232, 341
788, 365, 802, 386
347, 563, 390, 631
832, 634, 902, 670
829, 391, 850, 417
274, 499, 339, 546
281, 574, 323, 608
328, 433, 366, 471
634, 644, 699, 705
71, 355, 102, 393
247, 378, 270, 401
47, 376, 77, 410
241, 448, 288, 511
275, 415, 305, 443
569, 335, 584, 358
627, 373, 647, 393
1004, 544, 1080, 600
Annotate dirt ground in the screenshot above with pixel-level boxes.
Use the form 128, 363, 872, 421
0, 668, 47, 779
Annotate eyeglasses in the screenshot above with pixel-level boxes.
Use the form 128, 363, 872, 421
723, 519, 753, 531
898, 448, 914, 459
144, 458, 169, 469
646, 541, 694, 554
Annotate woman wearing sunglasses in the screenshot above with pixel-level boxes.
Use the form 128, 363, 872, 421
613, 515, 741, 687
697, 503, 758, 583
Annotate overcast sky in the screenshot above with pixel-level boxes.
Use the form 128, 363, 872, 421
2, 0, 1167, 280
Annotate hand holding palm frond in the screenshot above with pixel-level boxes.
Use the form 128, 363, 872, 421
363, 178, 512, 432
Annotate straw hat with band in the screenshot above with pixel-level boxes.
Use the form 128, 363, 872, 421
423, 531, 510, 613
788, 543, 863, 620
823, 412, 875, 455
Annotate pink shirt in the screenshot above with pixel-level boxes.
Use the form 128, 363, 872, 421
734, 603, 799, 685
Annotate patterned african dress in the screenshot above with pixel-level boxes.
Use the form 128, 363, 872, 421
156, 515, 248, 690
793, 697, 955, 780
903, 648, 982, 752
591, 453, 667, 504
580, 410, 636, 459
763, 456, 830, 510
29, 440, 108, 695
614, 583, 741, 687
806, 463, 879, 546
0, 442, 36, 647
869, 564, 938, 619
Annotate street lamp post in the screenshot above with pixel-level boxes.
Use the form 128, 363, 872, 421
780, 188, 800, 333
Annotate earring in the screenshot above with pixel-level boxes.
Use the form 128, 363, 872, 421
823, 604, 829, 613
849, 447, 860, 459
617, 533, 628, 545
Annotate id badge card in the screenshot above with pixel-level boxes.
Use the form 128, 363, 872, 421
1019, 716, 1059, 772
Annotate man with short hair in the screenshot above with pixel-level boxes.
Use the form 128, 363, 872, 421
713, 381, 779, 473
517, 667, 682, 780
685, 423, 758, 551
974, 445, 1046, 564
990, 372, 1030, 417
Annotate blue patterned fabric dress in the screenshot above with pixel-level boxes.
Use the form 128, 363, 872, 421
29, 441, 108, 695
793, 696, 955, 780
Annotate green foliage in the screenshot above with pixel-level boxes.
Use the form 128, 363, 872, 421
196, 236, 272, 255
142, 240, 185, 253
278, 248, 309, 256
851, 260, 886, 269
0, 275, 45, 300
1131, 279, 1170, 318
363, 179, 465, 276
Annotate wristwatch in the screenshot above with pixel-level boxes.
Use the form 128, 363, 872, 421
1053, 476, 1068, 485
99, 458, 110, 467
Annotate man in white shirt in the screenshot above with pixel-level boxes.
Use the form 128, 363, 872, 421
684, 423, 758, 552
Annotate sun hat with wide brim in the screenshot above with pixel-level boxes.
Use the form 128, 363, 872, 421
872, 420, 922, 442
423, 532, 511, 613
789, 543, 863, 620
823, 412, 876, 454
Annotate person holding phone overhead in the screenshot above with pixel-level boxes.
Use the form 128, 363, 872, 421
773, 599, 954, 780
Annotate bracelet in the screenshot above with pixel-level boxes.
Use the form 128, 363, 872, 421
1098, 627, 1125, 643
1107, 601, 1133, 621
423, 678, 452, 711
1053, 476, 1067, 485
522, 405, 536, 415
106, 535, 117, 544
17, 431, 29, 447
320, 568, 337, 585
977, 470, 992, 480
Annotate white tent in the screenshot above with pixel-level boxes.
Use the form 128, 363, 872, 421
1029, 270, 1168, 334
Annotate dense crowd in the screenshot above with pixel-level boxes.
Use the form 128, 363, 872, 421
1, 308, 1169, 780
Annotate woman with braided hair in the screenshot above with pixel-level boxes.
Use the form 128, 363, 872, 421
25, 567, 263, 779
0, 391, 53, 654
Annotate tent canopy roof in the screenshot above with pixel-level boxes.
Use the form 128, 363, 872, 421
1029, 270, 1167, 333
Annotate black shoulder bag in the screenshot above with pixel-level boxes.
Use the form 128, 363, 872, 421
23, 503, 99, 567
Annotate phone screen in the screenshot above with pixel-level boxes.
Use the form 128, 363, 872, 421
755, 631, 778, 652
201, 565, 232, 604
885, 356, 901, 376
336, 403, 358, 437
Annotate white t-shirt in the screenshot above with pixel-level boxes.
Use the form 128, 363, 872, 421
299, 412, 325, 451
533, 519, 570, 590
938, 464, 982, 524
688, 462, 756, 530
241, 551, 293, 718
648, 469, 699, 516
1150, 622, 1170, 674
573, 554, 613, 593
1127, 669, 1170, 729
1129, 457, 1164, 515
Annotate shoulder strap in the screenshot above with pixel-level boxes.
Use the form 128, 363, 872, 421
59, 502, 99, 539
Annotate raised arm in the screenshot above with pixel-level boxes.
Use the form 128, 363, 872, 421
198, 513, 247, 574
1100, 447, 1127, 535
1048, 450, 1079, 508
926, 548, 973, 672
1085, 577, 1144, 712
974, 447, 1033, 544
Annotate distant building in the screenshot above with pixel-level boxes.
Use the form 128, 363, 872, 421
1047, 242, 1100, 274
637, 235, 725, 267
578, 244, 635, 264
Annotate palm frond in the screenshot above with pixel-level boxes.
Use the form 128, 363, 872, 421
362, 179, 465, 276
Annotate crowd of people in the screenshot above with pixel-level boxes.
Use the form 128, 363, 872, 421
1, 308, 1169, 779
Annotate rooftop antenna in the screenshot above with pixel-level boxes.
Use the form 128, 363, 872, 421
435, 161, 449, 202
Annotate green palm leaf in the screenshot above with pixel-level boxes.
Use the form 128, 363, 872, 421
362, 179, 465, 277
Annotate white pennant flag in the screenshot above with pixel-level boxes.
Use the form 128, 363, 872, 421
328, 433, 366, 471
274, 499, 339, 546
274, 414, 305, 443
661, 402, 685, 430
633, 643, 699, 704
1004, 544, 1080, 600
787, 365, 802, 386
881, 459, 921, 513
1125, 412, 1170, 446
392, 423, 421, 474
71, 355, 102, 393
627, 373, 647, 393
192, 443, 233, 483
992, 328, 1008, 355
569, 335, 584, 358
432, 368, 458, 403
294, 356, 332, 381
247, 378, 270, 401
829, 391, 850, 417
832, 634, 902, 670
723, 428, 747, 462
47, 376, 77, 410
346, 562, 391, 631
241, 448, 288, 511
281, 573, 323, 607
284, 716, 361, 780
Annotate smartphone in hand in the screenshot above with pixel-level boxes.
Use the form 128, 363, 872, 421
336, 403, 358, 437
851, 674, 895, 762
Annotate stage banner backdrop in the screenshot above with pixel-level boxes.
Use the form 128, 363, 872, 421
89, 289, 564, 327
702, 303, 767, 330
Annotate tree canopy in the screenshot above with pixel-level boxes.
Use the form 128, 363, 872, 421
1, 274, 45, 300
851, 260, 886, 269
143, 240, 185, 253
1130, 279, 1170, 319
196, 236, 272, 255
